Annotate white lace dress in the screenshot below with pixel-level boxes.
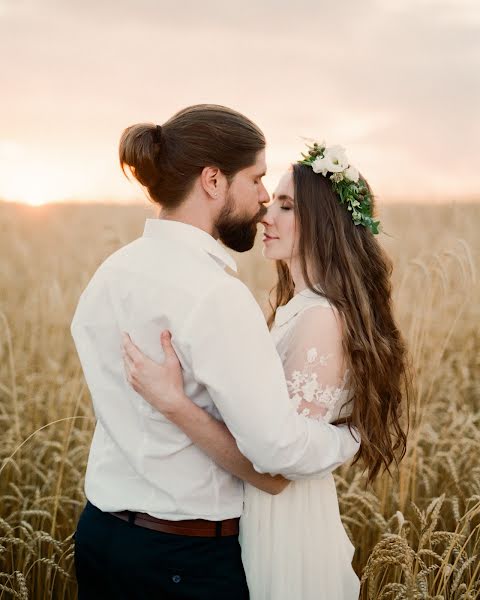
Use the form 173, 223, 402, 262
239, 289, 360, 600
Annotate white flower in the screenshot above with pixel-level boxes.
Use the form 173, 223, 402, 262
318, 354, 331, 367
307, 348, 318, 363
302, 378, 319, 402
344, 165, 360, 183
311, 155, 329, 176
322, 145, 349, 173
291, 370, 302, 385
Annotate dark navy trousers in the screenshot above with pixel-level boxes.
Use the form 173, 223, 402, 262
74, 501, 250, 599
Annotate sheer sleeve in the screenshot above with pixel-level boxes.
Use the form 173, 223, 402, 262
283, 304, 352, 424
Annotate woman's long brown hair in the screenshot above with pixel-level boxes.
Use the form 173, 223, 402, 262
268, 164, 411, 484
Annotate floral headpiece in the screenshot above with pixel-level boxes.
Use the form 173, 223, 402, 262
298, 142, 380, 235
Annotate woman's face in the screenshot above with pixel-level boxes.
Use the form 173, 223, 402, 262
261, 170, 299, 261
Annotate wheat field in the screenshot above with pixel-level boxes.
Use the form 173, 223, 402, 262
0, 201, 479, 599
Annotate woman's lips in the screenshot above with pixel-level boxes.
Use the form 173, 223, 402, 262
262, 234, 279, 243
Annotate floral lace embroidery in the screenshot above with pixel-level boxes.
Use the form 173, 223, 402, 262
286, 348, 346, 422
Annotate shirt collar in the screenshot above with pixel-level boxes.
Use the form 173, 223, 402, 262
142, 218, 237, 273
274, 287, 328, 328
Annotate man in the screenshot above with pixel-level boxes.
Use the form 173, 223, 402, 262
71, 104, 360, 599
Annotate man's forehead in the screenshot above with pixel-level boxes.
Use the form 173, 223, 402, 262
241, 151, 266, 175
254, 150, 267, 171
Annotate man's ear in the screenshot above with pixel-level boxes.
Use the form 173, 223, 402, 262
200, 166, 229, 201
200, 166, 221, 199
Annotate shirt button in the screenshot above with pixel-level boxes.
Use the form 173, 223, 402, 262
172, 575, 181, 583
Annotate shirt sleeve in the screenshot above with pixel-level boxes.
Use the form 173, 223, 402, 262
179, 278, 360, 479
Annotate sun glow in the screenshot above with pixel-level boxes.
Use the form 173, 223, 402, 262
0, 147, 139, 206
15, 186, 55, 207
0, 161, 76, 206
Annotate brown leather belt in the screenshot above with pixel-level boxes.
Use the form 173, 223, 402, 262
109, 510, 240, 537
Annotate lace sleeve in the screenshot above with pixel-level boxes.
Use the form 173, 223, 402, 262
283, 304, 351, 424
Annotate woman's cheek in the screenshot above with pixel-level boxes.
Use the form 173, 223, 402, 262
287, 216, 299, 256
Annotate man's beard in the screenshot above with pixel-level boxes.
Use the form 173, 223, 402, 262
216, 190, 267, 253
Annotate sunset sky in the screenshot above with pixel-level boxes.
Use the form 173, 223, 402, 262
1, 0, 479, 205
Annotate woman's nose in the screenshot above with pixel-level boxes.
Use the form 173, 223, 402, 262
260, 206, 274, 226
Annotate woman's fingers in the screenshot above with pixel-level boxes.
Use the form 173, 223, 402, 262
123, 359, 143, 393
122, 348, 135, 373
121, 338, 142, 390
122, 332, 144, 367
160, 330, 175, 359
161, 330, 183, 369
122, 353, 134, 386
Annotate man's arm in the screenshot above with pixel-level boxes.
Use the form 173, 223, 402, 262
178, 277, 360, 479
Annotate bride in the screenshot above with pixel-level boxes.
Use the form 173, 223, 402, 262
122, 142, 410, 599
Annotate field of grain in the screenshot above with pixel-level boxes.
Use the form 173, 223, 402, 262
0, 201, 479, 599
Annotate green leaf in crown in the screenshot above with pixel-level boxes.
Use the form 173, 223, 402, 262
297, 142, 381, 235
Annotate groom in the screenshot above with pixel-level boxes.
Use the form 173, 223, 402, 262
71, 104, 359, 599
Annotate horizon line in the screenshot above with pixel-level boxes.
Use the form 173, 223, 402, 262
1, 196, 480, 208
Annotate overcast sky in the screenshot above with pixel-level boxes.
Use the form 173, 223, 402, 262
1, 0, 479, 204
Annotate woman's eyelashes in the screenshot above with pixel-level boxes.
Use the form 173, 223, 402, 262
280, 205, 293, 211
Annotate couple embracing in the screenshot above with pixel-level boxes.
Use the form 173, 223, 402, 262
71, 104, 409, 599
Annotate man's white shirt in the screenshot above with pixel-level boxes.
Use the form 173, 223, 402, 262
71, 219, 360, 520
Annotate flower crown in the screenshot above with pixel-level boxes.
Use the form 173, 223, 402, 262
298, 142, 380, 235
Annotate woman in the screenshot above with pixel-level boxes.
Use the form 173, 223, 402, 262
122, 142, 410, 599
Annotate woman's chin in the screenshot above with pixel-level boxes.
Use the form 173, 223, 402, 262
261, 244, 281, 260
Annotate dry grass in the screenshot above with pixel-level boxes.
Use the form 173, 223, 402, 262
0, 201, 479, 599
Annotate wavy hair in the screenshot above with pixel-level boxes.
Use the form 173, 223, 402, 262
268, 164, 411, 484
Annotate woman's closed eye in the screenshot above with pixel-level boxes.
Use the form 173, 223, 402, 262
281, 205, 293, 211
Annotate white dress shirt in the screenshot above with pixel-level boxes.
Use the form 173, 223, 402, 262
71, 219, 360, 521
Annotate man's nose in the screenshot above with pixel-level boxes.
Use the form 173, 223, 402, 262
259, 184, 270, 206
